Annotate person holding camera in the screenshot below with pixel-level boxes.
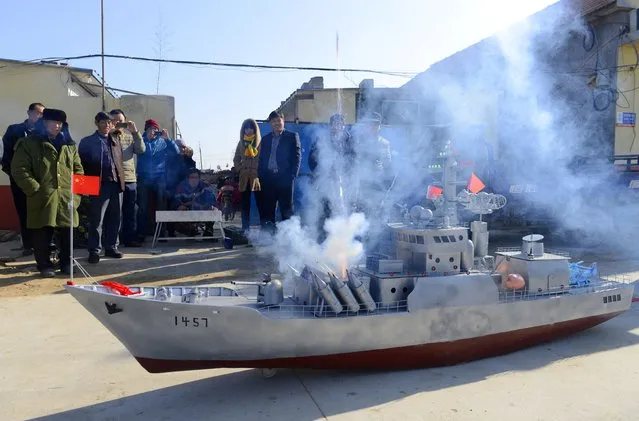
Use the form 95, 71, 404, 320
109, 109, 145, 247
135, 119, 179, 241
78, 112, 126, 264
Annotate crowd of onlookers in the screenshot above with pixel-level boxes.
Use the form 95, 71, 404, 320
1, 103, 219, 277
2, 104, 394, 278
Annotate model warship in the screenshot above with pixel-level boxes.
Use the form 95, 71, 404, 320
65, 141, 634, 376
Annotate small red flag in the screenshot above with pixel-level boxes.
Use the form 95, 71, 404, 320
468, 172, 485, 194
427, 185, 443, 200
72, 174, 100, 196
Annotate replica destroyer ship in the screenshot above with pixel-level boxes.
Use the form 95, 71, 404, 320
65, 141, 634, 376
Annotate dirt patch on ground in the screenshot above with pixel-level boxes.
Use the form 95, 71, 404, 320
0, 239, 278, 298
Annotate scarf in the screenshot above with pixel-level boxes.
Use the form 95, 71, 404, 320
243, 134, 258, 158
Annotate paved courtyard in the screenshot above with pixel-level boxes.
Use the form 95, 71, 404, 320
1, 233, 639, 420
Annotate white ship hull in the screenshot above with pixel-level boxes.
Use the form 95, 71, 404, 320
65, 280, 633, 373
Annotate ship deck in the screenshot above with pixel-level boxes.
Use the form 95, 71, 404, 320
70, 277, 631, 320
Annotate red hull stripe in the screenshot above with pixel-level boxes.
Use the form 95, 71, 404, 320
135, 311, 624, 373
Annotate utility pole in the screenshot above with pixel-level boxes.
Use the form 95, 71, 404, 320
100, 0, 106, 111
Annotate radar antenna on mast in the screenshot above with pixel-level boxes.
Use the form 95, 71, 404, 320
457, 190, 507, 216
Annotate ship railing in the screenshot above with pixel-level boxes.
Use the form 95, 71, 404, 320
498, 277, 633, 303
495, 247, 571, 257
258, 300, 409, 319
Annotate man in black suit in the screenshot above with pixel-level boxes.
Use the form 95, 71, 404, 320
2, 102, 45, 255
258, 111, 301, 230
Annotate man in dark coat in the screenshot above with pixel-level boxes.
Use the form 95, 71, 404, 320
11, 108, 84, 277
2, 102, 45, 255
257, 111, 301, 229
78, 112, 126, 264
165, 138, 197, 237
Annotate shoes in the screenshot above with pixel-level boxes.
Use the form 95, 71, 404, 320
40, 268, 56, 278
88, 252, 100, 264
105, 248, 123, 259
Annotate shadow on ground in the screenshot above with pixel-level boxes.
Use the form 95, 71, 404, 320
1, 240, 276, 292
27, 304, 639, 421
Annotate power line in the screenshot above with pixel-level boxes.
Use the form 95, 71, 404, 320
37, 54, 418, 77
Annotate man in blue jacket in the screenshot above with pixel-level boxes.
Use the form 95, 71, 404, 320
2, 102, 45, 255
136, 119, 179, 240
78, 112, 126, 264
257, 111, 301, 230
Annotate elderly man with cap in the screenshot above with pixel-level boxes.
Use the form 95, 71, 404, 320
79, 112, 126, 264
135, 119, 179, 241
108, 109, 145, 247
11, 108, 84, 277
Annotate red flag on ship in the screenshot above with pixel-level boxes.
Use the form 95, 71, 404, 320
426, 185, 443, 200
72, 174, 100, 196
468, 173, 485, 194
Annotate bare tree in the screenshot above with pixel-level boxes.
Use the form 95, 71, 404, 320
153, 12, 173, 94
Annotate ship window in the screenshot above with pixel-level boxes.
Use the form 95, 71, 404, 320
448, 235, 456, 242
416, 236, 424, 244
459, 235, 463, 241
434, 236, 442, 243
617, 294, 621, 301
391, 287, 396, 293
409, 235, 416, 243
442, 236, 450, 243
603, 296, 608, 303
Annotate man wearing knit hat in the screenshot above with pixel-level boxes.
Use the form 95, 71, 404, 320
135, 118, 179, 240
11, 108, 84, 277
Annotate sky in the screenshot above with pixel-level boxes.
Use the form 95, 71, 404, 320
2, 0, 558, 169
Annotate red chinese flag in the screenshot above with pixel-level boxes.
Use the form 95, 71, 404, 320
468, 172, 486, 194
72, 174, 100, 196
427, 185, 443, 200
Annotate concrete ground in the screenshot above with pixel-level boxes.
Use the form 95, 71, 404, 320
1, 231, 639, 420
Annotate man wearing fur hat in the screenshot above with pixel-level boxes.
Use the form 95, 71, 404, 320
79, 112, 126, 264
135, 119, 179, 240
11, 108, 84, 277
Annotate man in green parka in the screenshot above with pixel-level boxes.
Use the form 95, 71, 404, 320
11, 108, 84, 277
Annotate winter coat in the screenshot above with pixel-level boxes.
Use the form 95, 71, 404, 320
78, 131, 126, 191
112, 128, 145, 183
233, 120, 262, 193
136, 133, 179, 184
2, 120, 35, 175
172, 180, 216, 210
10, 126, 84, 229
166, 154, 197, 190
